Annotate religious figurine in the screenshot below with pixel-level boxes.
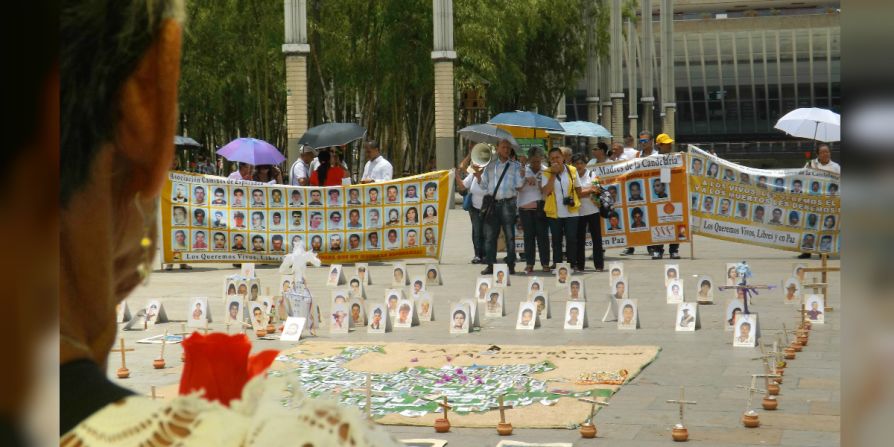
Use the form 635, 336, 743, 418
280, 244, 321, 335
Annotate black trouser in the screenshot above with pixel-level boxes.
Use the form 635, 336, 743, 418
519, 207, 550, 267
648, 243, 680, 255
484, 198, 518, 266
548, 216, 578, 266
576, 212, 604, 269
468, 207, 486, 260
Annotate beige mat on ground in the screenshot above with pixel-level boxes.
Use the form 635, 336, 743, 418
274, 341, 660, 429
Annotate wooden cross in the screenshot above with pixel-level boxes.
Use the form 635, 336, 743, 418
780, 324, 791, 346
148, 386, 164, 400
801, 254, 839, 311
753, 373, 781, 397
436, 396, 452, 421
351, 374, 388, 419
110, 338, 134, 370
665, 386, 697, 426
736, 376, 767, 412
159, 330, 168, 360
577, 397, 609, 424
718, 283, 775, 314
491, 395, 513, 424
755, 340, 780, 376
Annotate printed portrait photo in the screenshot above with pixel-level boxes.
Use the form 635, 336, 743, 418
722, 168, 736, 182
188, 297, 208, 328
249, 188, 266, 207
422, 204, 438, 225
325, 188, 342, 207
268, 234, 286, 253
717, 198, 732, 217
410, 276, 426, 297
555, 263, 571, 286
249, 234, 266, 252
734, 314, 756, 347
269, 188, 285, 207
326, 210, 343, 231
725, 263, 740, 286
344, 208, 363, 230
701, 195, 715, 214
803, 213, 819, 230
450, 304, 470, 334
171, 229, 188, 251
612, 277, 629, 300
800, 233, 817, 251
625, 179, 646, 203
516, 302, 537, 330
346, 187, 362, 206
307, 189, 323, 207
805, 294, 825, 323
211, 210, 227, 229
250, 210, 266, 231
366, 207, 383, 229
725, 300, 744, 332
676, 303, 696, 332
606, 183, 621, 206
690, 157, 704, 175
171, 182, 189, 204
230, 187, 247, 207
569, 279, 585, 301
739, 172, 751, 185
385, 207, 401, 227
288, 189, 304, 207
783, 277, 801, 303
280, 316, 306, 341
604, 210, 625, 233
230, 210, 247, 230
629, 206, 649, 231
145, 300, 162, 326
690, 193, 700, 212
485, 290, 504, 318
768, 207, 785, 225
665, 264, 680, 286
269, 211, 285, 231
819, 234, 834, 252
617, 299, 638, 330
706, 161, 719, 178
425, 264, 441, 285
288, 210, 304, 231
696, 276, 714, 303
329, 303, 349, 333
365, 185, 382, 205
808, 180, 823, 195
403, 182, 420, 203
172, 205, 189, 226
346, 232, 363, 251
475, 277, 493, 301
787, 210, 802, 227
384, 228, 401, 250
307, 211, 325, 231
327, 266, 343, 288
211, 232, 227, 251
526, 277, 543, 298
752, 205, 766, 223
789, 177, 804, 194
309, 234, 324, 253
564, 302, 585, 330
608, 262, 624, 286
460, 298, 478, 328
530, 292, 549, 319
827, 182, 839, 195
391, 264, 408, 287
405, 228, 420, 248
230, 233, 247, 252
666, 279, 684, 304
822, 214, 838, 231
385, 184, 401, 204
289, 235, 305, 253
348, 276, 364, 299
735, 201, 749, 220
192, 207, 208, 227
650, 177, 669, 201
368, 305, 387, 333
404, 205, 420, 225
366, 231, 381, 250
225, 299, 243, 324
395, 299, 415, 327
417, 293, 434, 322
493, 264, 510, 287
423, 181, 438, 202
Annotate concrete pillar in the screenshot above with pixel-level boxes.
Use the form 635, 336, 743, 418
627, 19, 639, 138
610, 0, 625, 141
640, 0, 655, 134
599, 56, 612, 143
283, 0, 310, 169
432, 0, 457, 170
555, 94, 567, 122
585, 4, 600, 150
660, 0, 676, 137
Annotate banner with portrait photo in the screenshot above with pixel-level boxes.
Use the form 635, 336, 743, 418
687, 146, 840, 254
161, 170, 453, 264
513, 153, 691, 250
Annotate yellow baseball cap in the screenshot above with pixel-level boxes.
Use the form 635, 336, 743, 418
655, 133, 674, 144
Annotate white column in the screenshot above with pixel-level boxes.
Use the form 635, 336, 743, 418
432, 0, 457, 170
283, 0, 310, 169
640, 0, 654, 134
660, 0, 676, 138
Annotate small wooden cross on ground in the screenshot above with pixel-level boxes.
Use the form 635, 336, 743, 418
736, 376, 767, 412
577, 396, 609, 425
801, 254, 839, 311
351, 374, 388, 419
755, 338, 782, 376
665, 386, 697, 427
780, 324, 792, 346
148, 386, 164, 400
111, 338, 134, 379
153, 330, 168, 369
493, 395, 513, 424
437, 395, 452, 421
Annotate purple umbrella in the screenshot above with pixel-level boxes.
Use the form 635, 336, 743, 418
216, 137, 286, 165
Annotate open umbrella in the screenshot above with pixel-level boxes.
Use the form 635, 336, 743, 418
549, 121, 612, 138
175, 135, 201, 147
488, 111, 563, 132
297, 123, 367, 149
457, 124, 519, 148
216, 137, 285, 165
774, 107, 840, 143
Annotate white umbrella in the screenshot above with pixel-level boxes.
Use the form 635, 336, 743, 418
457, 124, 520, 149
549, 121, 612, 138
774, 107, 840, 142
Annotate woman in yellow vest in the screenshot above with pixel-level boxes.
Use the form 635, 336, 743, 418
541, 147, 583, 272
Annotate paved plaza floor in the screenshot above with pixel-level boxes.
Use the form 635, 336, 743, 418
115, 208, 840, 446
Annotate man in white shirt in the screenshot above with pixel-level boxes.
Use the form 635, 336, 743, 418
620, 135, 639, 160
289, 146, 315, 186
360, 140, 393, 183
517, 146, 550, 274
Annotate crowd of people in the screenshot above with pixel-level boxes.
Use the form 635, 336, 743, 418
455, 132, 684, 278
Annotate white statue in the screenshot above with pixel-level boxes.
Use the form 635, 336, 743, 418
279, 243, 321, 284
280, 244, 321, 335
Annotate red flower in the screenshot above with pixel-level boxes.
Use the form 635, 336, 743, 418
178, 332, 279, 406
805, 151, 812, 159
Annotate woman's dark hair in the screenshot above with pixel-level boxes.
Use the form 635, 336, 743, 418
316, 150, 331, 185
453, 309, 465, 319
596, 142, 609, 154
253, 164, 281, 182
572, 153, 588, 164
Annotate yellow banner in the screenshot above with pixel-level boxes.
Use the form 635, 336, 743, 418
161, 170, 454, 264
688, 146, 840, 254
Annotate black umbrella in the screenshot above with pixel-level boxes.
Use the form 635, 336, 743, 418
298, 123, 367, 149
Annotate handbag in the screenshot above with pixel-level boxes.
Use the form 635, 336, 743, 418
480, 163, 510, 222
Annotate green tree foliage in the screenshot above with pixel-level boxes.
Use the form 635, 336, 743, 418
177, 0, 607, 173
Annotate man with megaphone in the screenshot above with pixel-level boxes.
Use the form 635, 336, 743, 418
472, 139, 525, 275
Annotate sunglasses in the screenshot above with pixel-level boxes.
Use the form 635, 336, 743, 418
639, 139, 649, 143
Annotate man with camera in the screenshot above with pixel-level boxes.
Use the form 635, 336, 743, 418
541, 147, 582, 272
473, 139, 524, 275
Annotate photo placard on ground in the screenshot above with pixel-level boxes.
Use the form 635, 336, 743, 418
804, 294, 825, 324
224, 297, 245, 325
459, 297, 480, 328
725, 263, 740, 286
493, 263, 511, 287
564, 301, 587, 329
356, 263, 371, 285
424, 264, 442, 285
367, 304, 389, 333
611, 277, 629, 300
449, 302, 471, 334
783, 277, 802, 303
725, 299, 745, 332
607, 262, 624, 286
187, 297, 212, 328
602, 294, 619, 322
484, 289, 504, 318
666, 279, 684, 304
529, 292, 551, 319
326, 264, 345, 287
410, 275, 427, 298
391, 263, 409, 287
527, 277, 544, 298
348, 276, 366, 299
240, 263, 256, 279
330, 289, 350, 307
516, 302, 539, 330
280, 317, 306, 341
416, 291, 434, 321
330, 303, 349, 333
664, 264, 680, 286
568, 278, 586, 301
145, 300, 168, 326
792, 263, 807, 283
675, 303, 698, 331
733, 313, 758, 347
695, 275, 714, 304
617, 299, 639, 330
554, 263, 572, 287
385, 289, 404, 319
278, 275, 293, 297
394, 299, 418, 328
475, 277, 492, 302
347, 297, 366, 327
248, 302, 269, 331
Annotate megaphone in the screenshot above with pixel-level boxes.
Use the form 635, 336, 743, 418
467, 142, 495, 174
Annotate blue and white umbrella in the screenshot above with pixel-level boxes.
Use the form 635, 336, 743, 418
550, 121, 612, 138
457, 123, 519, 148
487, 111, 564, 132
